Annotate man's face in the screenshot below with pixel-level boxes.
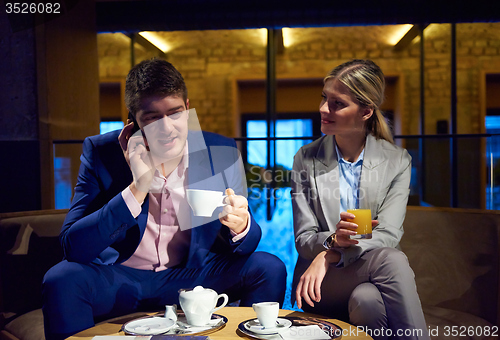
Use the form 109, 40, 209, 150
135, 94, 190, 165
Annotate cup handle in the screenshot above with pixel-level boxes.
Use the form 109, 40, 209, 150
212, 293, 229, 313
218, 195, 228, 207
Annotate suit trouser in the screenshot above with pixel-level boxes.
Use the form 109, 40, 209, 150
301, 247, 430, 340
42, 251, 286, 340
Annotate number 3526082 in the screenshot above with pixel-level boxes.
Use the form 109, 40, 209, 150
6, 3, 61, 14
443, 326, 498, 337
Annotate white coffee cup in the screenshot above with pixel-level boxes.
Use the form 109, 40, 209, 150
186, 189, 227, 217
252, 302, 279, 328
179, 286, 229, 326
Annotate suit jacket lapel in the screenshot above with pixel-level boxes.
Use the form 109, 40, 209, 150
359, 134, 388, 217
314, 134, 390, 229
186, 132, 213, 185
184, 132, 222, 266
314, 135, 340, 231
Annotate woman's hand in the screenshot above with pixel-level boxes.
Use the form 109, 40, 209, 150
335, 212, 360, 247
295, 250, 340, 309
336, 212, 379, 247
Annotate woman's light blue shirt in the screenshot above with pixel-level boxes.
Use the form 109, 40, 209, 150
335, 144, 365, 213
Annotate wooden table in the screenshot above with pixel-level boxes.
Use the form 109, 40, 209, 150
68, 307, 373, 340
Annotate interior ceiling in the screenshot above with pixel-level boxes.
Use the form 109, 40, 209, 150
96, 0, 500, 33
150, 25, 415, 48
98, 22, 500, 57
97, 25, 422, 57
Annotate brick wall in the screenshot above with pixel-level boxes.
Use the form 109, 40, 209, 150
98, 23, 500, 137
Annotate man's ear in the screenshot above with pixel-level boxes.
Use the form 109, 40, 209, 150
361, 107, 374, 121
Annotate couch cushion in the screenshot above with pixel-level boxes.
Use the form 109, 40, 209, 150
0, 211, 66, 315
424, 305, 494, 340
402, 207, 500, 326
4, 309, 44, 340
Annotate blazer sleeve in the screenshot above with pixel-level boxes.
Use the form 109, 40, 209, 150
59, 137, 139, 264
291, 147, 332, 260
227, 214, 261, 255
341, 148, 412, 266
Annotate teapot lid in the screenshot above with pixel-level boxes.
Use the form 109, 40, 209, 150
179, 285, 214, 296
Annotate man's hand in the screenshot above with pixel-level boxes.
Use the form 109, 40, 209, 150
118, 121, 134, 166
219, 188, 249, 234
118, 121, 155, 200
295, 250, 340, 309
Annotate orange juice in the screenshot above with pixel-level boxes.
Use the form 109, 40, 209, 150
347, 209, 372, 239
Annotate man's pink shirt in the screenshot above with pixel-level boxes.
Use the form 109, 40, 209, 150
120, 144, 250, 271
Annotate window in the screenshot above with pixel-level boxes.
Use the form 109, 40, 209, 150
486, 113, 500, 209
100, 121, 124, 134
242, 113, 321, 169
242, 115, 318, 311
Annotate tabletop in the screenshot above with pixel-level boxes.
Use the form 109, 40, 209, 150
68, 306, 373, 340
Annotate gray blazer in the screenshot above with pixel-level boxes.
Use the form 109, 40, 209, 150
291, 134, 412, 284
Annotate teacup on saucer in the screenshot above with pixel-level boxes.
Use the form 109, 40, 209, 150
252, 301, 279, 328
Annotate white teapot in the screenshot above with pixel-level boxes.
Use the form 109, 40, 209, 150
178, 286, 229, 326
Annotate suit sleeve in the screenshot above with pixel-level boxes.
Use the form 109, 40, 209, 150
341, 149, 412, 266
291, 148, 332, 260
59, 137, 138, 264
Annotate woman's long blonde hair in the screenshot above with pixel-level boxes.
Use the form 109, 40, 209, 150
324, 59, 394, 143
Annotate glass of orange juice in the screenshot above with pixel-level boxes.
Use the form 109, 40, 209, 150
346, 209, 372, 239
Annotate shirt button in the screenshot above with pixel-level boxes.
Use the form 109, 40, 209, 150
163, 208, 168, 214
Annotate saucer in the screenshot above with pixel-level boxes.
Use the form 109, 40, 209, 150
122, 312, 228, 336
244, 318, 292, 335
122, 316, 176, 335
238, 316, 343, 340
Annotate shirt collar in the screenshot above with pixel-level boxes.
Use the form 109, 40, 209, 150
335, 143, 364, 166
154, 140, 190, 181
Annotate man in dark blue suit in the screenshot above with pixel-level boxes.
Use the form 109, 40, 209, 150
42, 58, 286, 340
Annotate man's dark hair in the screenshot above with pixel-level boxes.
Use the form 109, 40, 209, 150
125, 58, 188, 116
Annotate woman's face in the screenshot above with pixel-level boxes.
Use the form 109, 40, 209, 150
319, 79, 371, 137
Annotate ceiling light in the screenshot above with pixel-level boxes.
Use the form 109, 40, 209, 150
282, 27, 293, 47
138, 32, 170, 53
257, 28, 267, 46
389, 24, 414, 45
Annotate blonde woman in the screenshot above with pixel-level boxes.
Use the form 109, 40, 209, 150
292, 60, 429, 340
